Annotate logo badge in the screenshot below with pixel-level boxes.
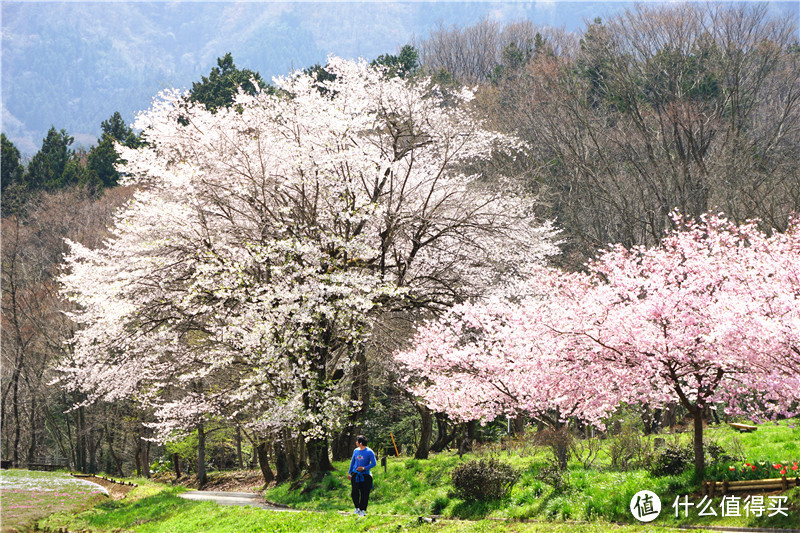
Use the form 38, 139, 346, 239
630, 490, 661, 522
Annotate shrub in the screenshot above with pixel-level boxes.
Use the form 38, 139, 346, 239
608, 429, 651, 471
451, 458, 520, 501
651, 443, 693, 476
533, 427, 572, 470
705, 441, 740, 464
534, 463, 570, 492
150, 456, 174, 475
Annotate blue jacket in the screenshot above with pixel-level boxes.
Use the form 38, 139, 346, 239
349, 447, 376, 482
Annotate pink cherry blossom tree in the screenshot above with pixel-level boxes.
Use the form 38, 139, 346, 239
398, 214, 800, 477
587, 215, 800, 476
59, 57, 558, 478
395, 267, 629, 430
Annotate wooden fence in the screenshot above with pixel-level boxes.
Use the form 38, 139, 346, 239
703, 476, 800, 496
71, 473, 138, 487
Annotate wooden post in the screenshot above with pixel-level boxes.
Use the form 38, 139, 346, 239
381, 456, 387, 474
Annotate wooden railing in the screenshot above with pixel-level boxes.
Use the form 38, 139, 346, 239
71, 473, 138, 487
29, 458, 69, 471
703, 476, 800, 496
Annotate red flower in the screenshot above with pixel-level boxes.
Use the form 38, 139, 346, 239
773, 463, 782, 469
752, 465, 757, 471
745, 463, 751, 467
792, 465, 798, 471
729, 466, 736, 471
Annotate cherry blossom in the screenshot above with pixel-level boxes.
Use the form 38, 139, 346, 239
398, 214, 800, 476
59, 57, 558, 474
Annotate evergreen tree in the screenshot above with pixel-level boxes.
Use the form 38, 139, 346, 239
1, 134, 25, 192
100, 111, 139, 146
26, 127, 74, 190
88, 111, 140, 188
372, 45, 419, 79
1, 134, 28, 216
188, 53, 264, 113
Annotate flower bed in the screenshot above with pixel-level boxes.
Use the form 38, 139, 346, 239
0, 469, 108, 531
707, 460, 800, 482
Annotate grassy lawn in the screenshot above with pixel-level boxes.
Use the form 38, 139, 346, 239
37, 482, 679, 532
0, 469, 109, 532
264, 419, 800, 529
22, 419, 800, 532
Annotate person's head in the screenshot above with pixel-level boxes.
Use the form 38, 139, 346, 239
356, 435, 368, 448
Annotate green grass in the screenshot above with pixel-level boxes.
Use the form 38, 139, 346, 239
263, 419, 800, 529
36, 481, 679, 533
25, 419, 800, 532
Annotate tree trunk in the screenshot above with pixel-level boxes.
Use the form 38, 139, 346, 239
141, 440, 151, 478
88, 423, 102, 475
106, 425, 125, 477
283, 429, 300, 479
256, 441, 275, 486
173, 453, 181, 478
693, 407, 705, 480
63, 393, 76, 470
77, 405, 87, 472
306, 437, 333, 481
12, 371, 21, 466
662, 403, 677, 429
431, 413, 459, 452
458, 421, 476, 457
431, 413, 447, 451
235, 426, 244, 470
512, 416, 525, 436
134, 437, 142, 477
414, 404, 433, 459
197, 421, 207, 486
273, 439, 291, 483
641, 406, 662, 435
26, 393, 37, 465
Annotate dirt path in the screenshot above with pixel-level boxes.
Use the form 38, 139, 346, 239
73, 475, 136, 500
178, 491, 301, 511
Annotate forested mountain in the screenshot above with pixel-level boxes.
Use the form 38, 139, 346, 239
2, 1, 643, 155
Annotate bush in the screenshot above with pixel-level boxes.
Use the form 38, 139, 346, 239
150, 456, 174, 475
651, 443, 693, 476
705, 441, 740, 464
451, 458, 520, 501
609, 429, 651, 471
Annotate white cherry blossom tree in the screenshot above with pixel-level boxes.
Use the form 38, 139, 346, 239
59, 57, 558, 477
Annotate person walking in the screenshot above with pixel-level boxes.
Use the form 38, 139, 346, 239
348, 435, 377, 516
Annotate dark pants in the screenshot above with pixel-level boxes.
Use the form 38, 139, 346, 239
351, 476, 373, 511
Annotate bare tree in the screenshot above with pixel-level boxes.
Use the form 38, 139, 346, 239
416, 18, 578, 84
1, 186, 134, 469
477, 3, 800, 265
